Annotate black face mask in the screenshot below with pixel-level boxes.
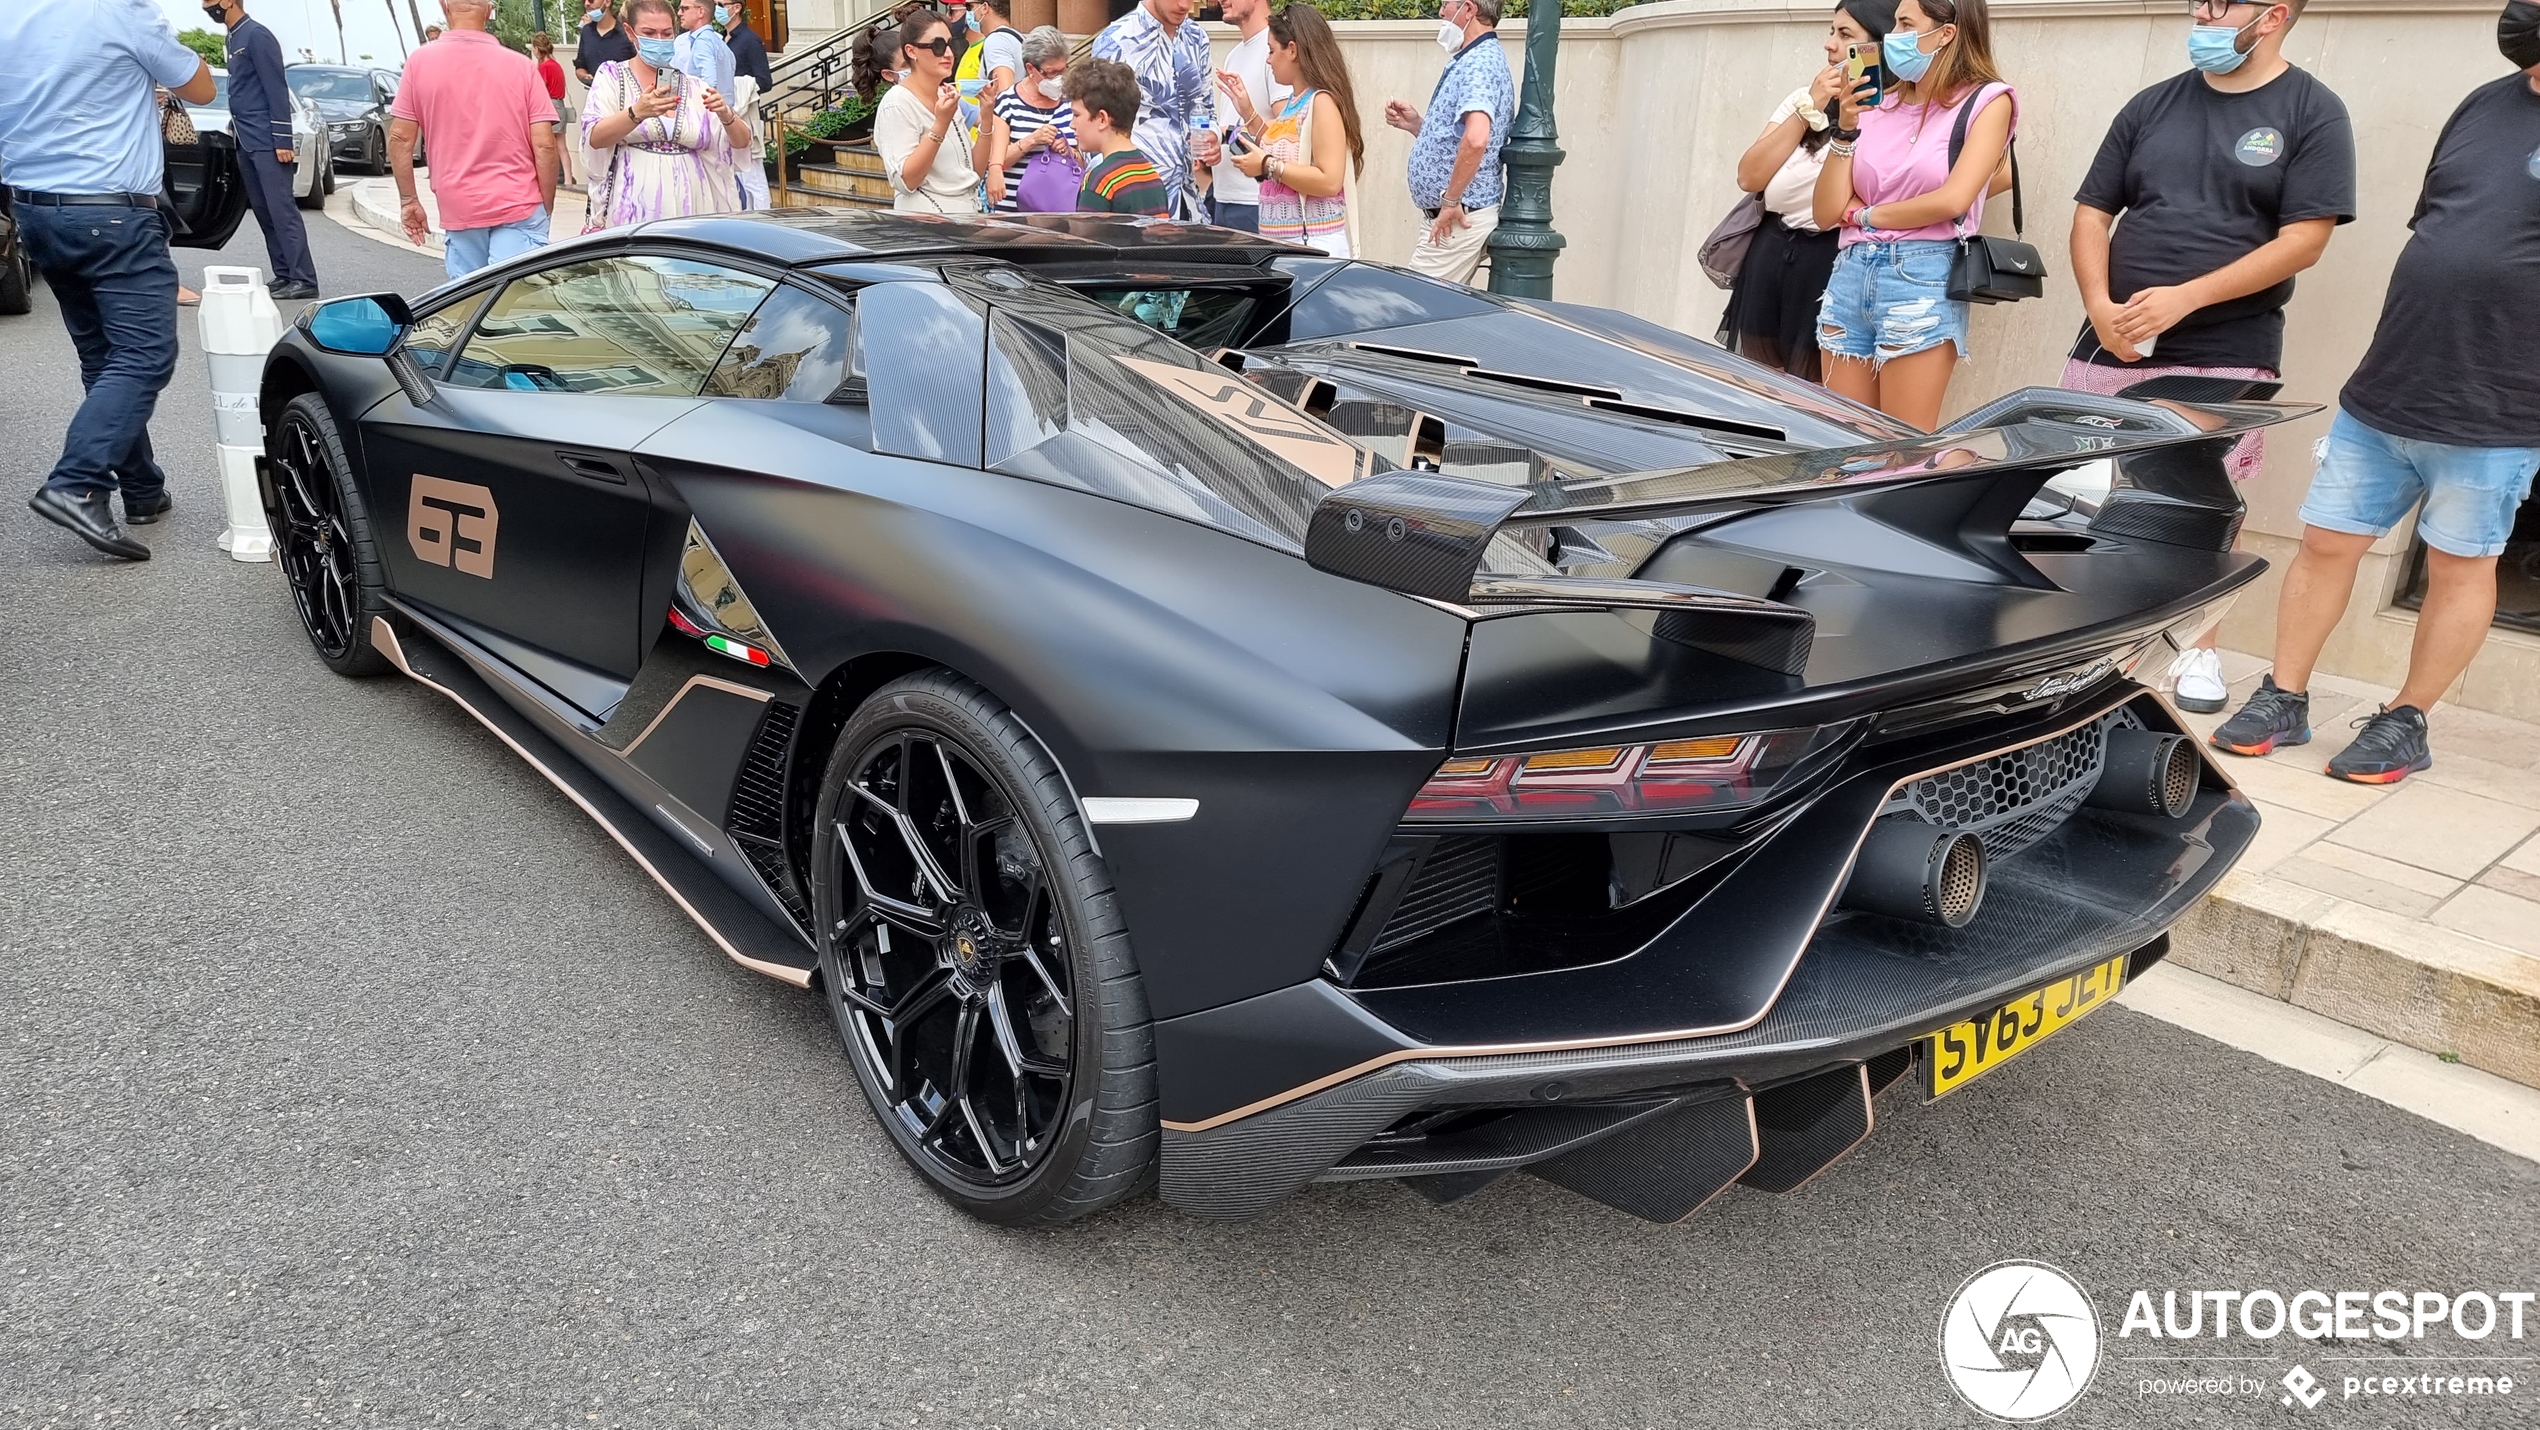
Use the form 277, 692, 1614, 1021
2504, 0, 2540, 69
203, 2, 227, 21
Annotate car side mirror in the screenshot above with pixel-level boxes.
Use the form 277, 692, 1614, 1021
304, 293, 413, 355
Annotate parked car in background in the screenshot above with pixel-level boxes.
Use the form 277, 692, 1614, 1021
196, 68, 333, 209
0, 184, 32, 315
286, 64, 417, 174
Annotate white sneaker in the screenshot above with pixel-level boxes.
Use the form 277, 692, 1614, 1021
2167, 647, 2228, 713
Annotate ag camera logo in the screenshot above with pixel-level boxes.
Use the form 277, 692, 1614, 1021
1940, 1260, 2104, 1421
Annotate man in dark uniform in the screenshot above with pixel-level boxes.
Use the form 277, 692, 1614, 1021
724, 3, 772, 96
205, 0, 319, 299
0, 0, 217, 559
575, 0, 637, 86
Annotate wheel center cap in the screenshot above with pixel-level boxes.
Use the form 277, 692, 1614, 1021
947, 908, 996, 981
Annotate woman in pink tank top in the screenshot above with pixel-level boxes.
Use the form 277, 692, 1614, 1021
1809, 0, 2017, 429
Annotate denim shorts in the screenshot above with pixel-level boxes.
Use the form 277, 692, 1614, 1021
1817, 238, 1969, 366
2298, 408, 2540, 558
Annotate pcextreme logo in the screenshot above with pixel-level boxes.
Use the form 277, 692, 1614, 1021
1940, 1261, 2103, 1421
408, 475, 499, 578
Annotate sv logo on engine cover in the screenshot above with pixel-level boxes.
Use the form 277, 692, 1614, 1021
408, 475, 500, 578
2023, 654, 2117, 702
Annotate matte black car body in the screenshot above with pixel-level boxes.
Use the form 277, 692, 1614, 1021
252, 210, 2294, 1223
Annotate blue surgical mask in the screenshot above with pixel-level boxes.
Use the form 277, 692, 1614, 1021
637, 35, 678, 66
585, 7, 604, 22
713, 4, 728, 22
2186, 13, 2261, 74
1883, 26, 1939, 83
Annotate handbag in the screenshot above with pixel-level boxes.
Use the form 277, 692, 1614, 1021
1698, 190, 1765, 291
1016, 143, 1083, 212
161, 92, 199, 147
1944, 83, 2045, 304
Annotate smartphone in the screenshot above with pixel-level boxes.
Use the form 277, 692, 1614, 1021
1227, 127, 1259, 154
1844, 41, 1886, 110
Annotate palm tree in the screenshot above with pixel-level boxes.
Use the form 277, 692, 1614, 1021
406, 0, 430, 53
326, 0, 348, 62
382, 0, 409, 57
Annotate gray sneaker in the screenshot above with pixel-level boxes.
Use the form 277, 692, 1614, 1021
2209, 675, 2309, 757
2325, 705, 2432, 785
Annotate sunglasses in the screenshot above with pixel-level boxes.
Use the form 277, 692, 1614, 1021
2188, 0, 2273, 18
910, 34, 954, 54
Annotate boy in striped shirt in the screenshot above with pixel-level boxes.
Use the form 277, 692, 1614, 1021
1066, 58, 1171, 217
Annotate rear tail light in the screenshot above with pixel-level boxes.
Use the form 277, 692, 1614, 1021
1408, 727, 1838, 821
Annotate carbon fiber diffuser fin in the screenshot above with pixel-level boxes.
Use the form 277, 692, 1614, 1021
1526, 1094, 1759, 1223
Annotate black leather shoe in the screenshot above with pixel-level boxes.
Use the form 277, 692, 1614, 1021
125, 491, 174, 524
269, 281, 321, 301
29, 487, 151, 560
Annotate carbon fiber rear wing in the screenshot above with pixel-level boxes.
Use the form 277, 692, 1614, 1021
1302, 387, 2309, 674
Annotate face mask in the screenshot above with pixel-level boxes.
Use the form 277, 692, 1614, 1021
637, 35, 678, 66
1435, 18, 1462, 49
586, 7, 604, 21
713, 4, 728, 22
2186, 9, 2264, 74
203, 2, 226, 21
1882, 26, 1940, 83
2504, 0, 2540, 69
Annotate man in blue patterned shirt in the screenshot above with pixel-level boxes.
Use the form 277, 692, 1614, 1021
1091, 0, 1213, 219
1383, 0, 1513, 285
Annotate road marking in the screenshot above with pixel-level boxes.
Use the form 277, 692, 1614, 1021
2118, 962, 2540, 1165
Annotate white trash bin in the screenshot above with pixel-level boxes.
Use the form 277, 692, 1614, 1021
198, 266, 286, 562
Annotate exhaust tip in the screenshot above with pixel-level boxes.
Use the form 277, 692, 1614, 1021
2089, 728, 2201, 820
1842, 822, 1988, 928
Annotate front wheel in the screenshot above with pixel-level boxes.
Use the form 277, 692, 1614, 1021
267, 393, 393, 676
813, 671, 1157, 1224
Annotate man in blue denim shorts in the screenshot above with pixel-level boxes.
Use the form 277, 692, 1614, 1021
2210, 40, 2540, 784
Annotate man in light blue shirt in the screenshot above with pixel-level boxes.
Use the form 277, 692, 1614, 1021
0, 0, 215, 561
674, 0, 738, 105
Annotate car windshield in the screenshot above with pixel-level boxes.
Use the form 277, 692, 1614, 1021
288, 69, 374, 101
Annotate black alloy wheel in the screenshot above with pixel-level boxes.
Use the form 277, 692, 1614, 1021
268, 393, 392, 677
815, 672, 1156, 1224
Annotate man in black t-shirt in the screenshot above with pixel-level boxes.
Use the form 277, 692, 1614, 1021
2211, 29, 2540, 788
2063, 0, 2355, 712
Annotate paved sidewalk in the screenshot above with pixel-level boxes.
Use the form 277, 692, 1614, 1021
2170, 650, 2540, 1089
345, 174, 588, 264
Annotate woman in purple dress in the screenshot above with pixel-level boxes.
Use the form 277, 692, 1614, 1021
580, 0, 751, 230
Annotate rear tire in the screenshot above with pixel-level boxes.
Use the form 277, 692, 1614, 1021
296, 157, 327, 209
268, 393, 393, 677
813, 671, 1158, 1225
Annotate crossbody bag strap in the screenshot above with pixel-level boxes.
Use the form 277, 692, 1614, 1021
1945, 82, 2019, 237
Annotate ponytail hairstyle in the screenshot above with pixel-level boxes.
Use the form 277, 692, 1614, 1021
1266, 3, 1366, 176
1897, 0, 2003, 111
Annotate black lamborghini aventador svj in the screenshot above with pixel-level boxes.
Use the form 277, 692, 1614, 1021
247, 210, 2292, 1225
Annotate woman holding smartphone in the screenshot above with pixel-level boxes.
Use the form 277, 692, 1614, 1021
1723, 0, 1896, 382
1811, 0, 2015, 429
1224, 4, 1364, 257
875, 10, 981, 214
582, 0, 752, 227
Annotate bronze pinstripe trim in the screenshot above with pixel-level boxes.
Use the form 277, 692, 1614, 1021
373, 618, 814, 990
1160, 682, 2152, 1135
616, 674, 773, 757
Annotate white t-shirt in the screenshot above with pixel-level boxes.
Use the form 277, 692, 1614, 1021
1209, 28, 1288, 207
877, 82, 981, 213
1762, 90, 1828, 231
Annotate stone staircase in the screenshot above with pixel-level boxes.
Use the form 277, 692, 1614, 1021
782, 141, 892, 208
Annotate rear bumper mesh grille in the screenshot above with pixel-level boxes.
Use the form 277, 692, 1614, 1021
1883, 711, 2128, 863
1374, 835, 1500, 953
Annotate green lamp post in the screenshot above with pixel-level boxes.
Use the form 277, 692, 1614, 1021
1485, 0, 1567, 298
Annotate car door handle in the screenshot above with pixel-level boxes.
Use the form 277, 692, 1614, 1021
556, 452, 628, 484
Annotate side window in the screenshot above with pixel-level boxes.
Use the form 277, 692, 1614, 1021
400, 295, 480, 376
447, 256, 775, 397
701, 283, 861, 403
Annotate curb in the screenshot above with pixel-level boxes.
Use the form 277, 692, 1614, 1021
348, 177, 445, 257
2170, 870, 2540, 1089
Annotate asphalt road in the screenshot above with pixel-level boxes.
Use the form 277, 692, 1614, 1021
1, 210, 2534, 1430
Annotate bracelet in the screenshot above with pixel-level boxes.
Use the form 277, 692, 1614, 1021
1858, 204, 1876, 230
1830, 125, 1861, 142
1828, 138, 1857, 158
927, 127, 947, 143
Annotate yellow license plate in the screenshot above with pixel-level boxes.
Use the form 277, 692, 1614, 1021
1923, 955, 2129, 1100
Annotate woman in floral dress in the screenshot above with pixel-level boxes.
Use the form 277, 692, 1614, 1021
580, 0, 751, 229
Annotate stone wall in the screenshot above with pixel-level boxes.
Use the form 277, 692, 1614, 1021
1246, 0, 2536, 716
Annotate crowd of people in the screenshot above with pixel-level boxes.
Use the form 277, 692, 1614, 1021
0, 0, 2533, 794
